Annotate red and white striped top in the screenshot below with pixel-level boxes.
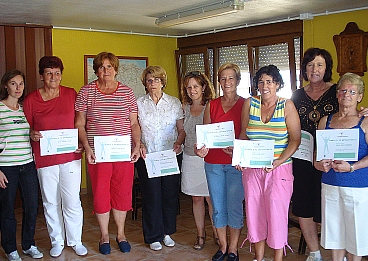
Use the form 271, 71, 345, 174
75, 81, 138, 151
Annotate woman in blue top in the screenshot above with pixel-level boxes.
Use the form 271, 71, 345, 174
315, 73, 368, 261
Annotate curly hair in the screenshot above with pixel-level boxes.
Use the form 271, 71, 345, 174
181, 71, 215, 105
253, 65, 284, 91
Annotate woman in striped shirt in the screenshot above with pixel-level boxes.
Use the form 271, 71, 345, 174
0, 70, 43, 261
239, 65, 301, 261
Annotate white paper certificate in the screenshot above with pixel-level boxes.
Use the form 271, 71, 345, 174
40, 129, 78, 156
292, 130, 314, 163
94, 135, 131, 162
232, 139, 274, 168
196, 121, 235, 149
145, 149, 180, 178
316, 129, 359, 161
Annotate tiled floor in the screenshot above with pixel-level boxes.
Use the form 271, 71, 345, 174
1, 192, 334, 261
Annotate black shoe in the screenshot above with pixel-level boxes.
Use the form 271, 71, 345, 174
228, 251, 239, 261
99, 242, 111, 255
212, 249, 227, 261
116, 238, 131, 253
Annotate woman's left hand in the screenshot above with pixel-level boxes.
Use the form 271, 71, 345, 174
0, 170, 8, 189
222, 146, 233, 157
263, 159, 282, 173
173, 142, 182, 154
359, 106, 368, 118
314, 159, 333, 172
30, 130, 42, 142
331, 160, 350, 172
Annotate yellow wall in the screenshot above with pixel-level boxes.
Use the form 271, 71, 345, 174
52, 29, 178, 188
303, 9, 368, 106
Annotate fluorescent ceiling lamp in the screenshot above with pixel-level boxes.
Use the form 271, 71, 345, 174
155, 0, 245, 28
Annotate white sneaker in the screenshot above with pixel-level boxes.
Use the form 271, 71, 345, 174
306, 254, 323, 261
50, 245, 64, 257
6, 250, 21, 261
163, 235, 175, 247
150, 242, 162, 251
23, 246, 43, 259
72, 244, 88, 256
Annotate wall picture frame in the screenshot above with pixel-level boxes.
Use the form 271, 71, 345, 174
84, 55, 148, 98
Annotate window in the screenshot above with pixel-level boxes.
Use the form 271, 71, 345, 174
176, 20, 303, 99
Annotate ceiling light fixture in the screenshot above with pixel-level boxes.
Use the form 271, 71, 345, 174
155, 0, 245, 28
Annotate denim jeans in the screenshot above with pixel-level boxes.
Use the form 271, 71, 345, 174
0, 161, 39, 254
205, 163, 244, 229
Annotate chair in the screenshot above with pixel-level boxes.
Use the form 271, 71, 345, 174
132, 177, 142, 220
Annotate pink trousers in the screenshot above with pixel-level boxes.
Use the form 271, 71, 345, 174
242, 163, 293, 249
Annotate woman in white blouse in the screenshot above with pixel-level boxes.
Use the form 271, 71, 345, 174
135, 65, 185, 251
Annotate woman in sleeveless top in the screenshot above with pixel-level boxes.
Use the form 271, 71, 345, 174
239, 65, 301, 261
180, 71, 217, 250
315, 73, 368, 261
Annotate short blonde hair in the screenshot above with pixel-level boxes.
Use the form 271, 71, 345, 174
217, 63, 241, 83
337, 72, 365, 95
141, 65, 167, 88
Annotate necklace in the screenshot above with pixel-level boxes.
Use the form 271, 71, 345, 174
262, 97, 278, 121
306, 83, 329, 128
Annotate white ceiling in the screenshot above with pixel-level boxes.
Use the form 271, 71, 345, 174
1, 0, 368, 37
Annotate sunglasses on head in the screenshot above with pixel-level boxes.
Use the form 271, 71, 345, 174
185, 71, 202, 77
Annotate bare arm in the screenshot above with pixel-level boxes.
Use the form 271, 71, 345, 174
195, 102, 210, 157
239, 98, 251, 140
173, 118, 185, 154
129, 112, 141, 163
0, 170, 8, 189
269, 99, 301, 171
75, 111, 95, 164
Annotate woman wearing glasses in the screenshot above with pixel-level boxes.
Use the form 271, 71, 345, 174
180, 71, 218, 250
135, 65, 185, 251
315, 73, 368, 261
75, 52, 141, 255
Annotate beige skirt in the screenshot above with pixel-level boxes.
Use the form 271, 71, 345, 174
181, 152, 209, 197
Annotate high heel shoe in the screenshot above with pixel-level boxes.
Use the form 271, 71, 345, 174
193, 232, 206, 250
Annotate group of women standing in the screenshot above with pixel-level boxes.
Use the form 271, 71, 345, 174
1, 47, 367, 261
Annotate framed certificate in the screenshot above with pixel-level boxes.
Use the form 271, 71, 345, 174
145, 149, 180, 178
94, 135, 131, 162
39, 129, 78, 156
232, 139, 274, 168
316, 129, 359, 161
196, 121, 235, 149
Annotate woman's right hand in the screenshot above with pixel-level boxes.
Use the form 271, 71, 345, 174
85, 147, 96, 164
0, 170, 8, 188
194, 144, 209, 158
30, 130, 42, 142
314, 159, 333, 172
139, 143, 147, 159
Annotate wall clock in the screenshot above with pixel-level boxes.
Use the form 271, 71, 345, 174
333, 22, 368, 76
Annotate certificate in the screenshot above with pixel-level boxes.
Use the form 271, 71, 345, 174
145, 149, 180, 178
40, 129, 78, 156
292, 130, 314, 163
94, 135, 131, 162
316, 129, 359, 161
196, 121, 235, 149
232, 139, 274, 168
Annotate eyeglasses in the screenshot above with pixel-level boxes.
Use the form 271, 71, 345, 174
185, 71, 202, 77
338, 89, 357, 96
146, 78, 161, 84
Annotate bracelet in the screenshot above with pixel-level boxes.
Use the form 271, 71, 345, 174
349, 164, 355, 172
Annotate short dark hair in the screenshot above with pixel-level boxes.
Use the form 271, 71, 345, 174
253, 65, 284, 91
39, 56, 64, 75
301, 48, 333, 82
0, 69, 26, 101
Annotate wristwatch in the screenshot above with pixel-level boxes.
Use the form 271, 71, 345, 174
349, 164, 355, 172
